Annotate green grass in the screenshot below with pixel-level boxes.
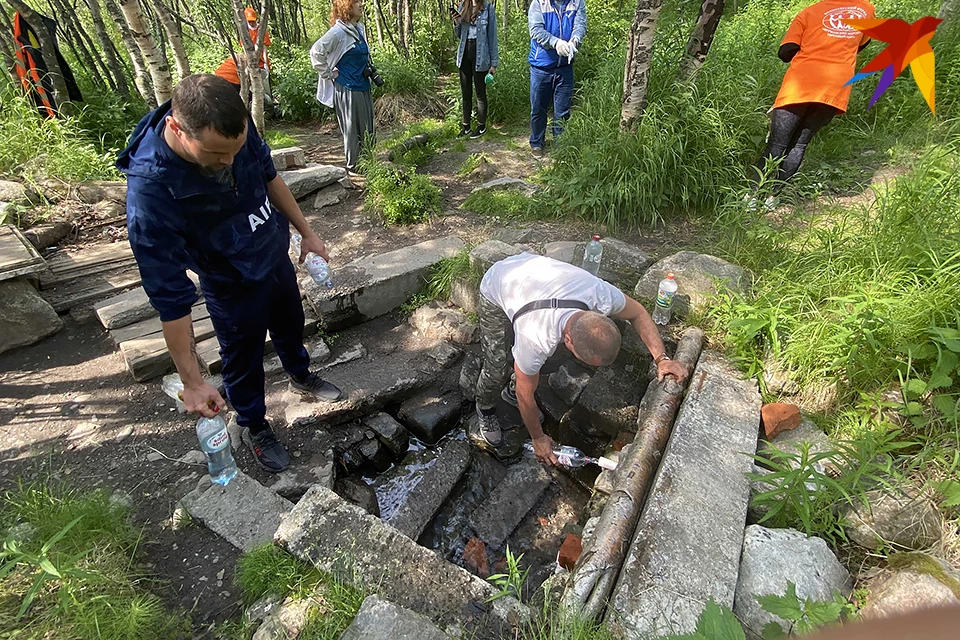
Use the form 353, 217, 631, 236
233, 544, 364, 640
461, 189, 547, 220
264, 130, 299, 148
0, 481, 189, 640
360, 157, 442, 225
456, 152, 487, 177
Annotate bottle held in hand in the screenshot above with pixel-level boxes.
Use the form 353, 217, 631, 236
523, 442, 617, 470
196, 413, 237, 486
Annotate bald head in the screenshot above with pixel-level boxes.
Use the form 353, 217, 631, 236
564, 312, 621, 367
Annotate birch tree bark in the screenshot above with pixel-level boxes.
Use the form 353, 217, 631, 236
6, 0, 74, 114
46, 0, 109, 89
146, 0, 191, 79
118, 0, 173, 103
230, 0, 268, 133
105, 0, 156, 106
620, 0, 663, 130
402, 0, 413, 50
679, 0, 725, 82
86, 0, 131, 94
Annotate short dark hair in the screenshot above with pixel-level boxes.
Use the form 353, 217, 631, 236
171, 74, 248, 138
568, 312, 621, 366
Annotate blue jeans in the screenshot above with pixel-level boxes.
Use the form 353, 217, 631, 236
202, 259, 310, 433
529, 64, 574, 149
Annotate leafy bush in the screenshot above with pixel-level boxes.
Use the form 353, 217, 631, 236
363, 161, 442, 224
756, 581, 857, 639
271, 42, 334, 123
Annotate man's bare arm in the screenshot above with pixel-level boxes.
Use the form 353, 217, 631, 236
515, 367, 559, 466
267, 176, 329, 263
161, 315, 225, 417
613, 296, 688, 382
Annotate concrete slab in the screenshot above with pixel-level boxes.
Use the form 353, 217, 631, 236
180, 471, 294, 552
396, 390, 464, 445
607, 350, 761, 639
305, 237, 465, 330
275, 486, 527, 636
388, 440, 471, 542
468, 458, 552, 548
279, 163, 346, 199
340, 596, 452, 640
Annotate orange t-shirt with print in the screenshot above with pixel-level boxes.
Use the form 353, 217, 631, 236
774, 0, 875, 112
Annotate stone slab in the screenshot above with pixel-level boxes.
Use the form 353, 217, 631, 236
607, 350, 762, 639
305, 237, 465, 331
279, 163, 346, 199
340, 596, 452, 640
362, 412, 410, 459
94, 286, 156, 329
314, 183, 347, 209
275, 486, 527, 635
270, 146, 307, 171
388, 440, 471, 542
468, 240, 525, 274
734, 526, 852, 639
180, 471, 294, 552
396, 390, 463, 445
567, 366, 642, 437
468, 458, 552, 548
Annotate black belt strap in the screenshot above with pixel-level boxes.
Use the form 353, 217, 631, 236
512, 298, 589, 325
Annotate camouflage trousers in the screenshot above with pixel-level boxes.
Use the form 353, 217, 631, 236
476, 295, 514, 411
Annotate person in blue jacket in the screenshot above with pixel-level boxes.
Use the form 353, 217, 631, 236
117, 74, 343, 474
528, 0, 586, 157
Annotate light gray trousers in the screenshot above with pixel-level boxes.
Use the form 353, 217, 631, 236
333, 84, 375, 171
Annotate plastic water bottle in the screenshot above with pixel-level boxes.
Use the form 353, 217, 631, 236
523, 442, 617, 470
581, 234, 602, 276
484, 72, 494, 85
652, 272, 678, 325
305, 253, 333, 288
196, 414, 237, 486
161, 373, 187, 412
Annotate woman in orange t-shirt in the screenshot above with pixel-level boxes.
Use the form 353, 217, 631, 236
751, 0, 874, 196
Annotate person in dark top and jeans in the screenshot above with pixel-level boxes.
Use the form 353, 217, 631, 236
452, 0, 498, 138
118, 75, 343, 474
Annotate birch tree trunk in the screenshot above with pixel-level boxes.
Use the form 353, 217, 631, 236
105, 0, 156, 106
620, 0, 663, 130
118, 0, 173, 103
679, 0, 725, 82
6, 0, 74, 115
402, 0, 413, 49
231, 0, 268, 134
86, 0, 131, 94
146, 0, 191, 79
374, 0, 384, 46
46, 0, 109, 89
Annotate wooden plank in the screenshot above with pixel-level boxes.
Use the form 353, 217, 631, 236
45, 242, 133, 272
39, 257, 138, 288
120, 317, 217, 382
0, 225, 45, 282
109, 303, 209, 344
93, 271, 200, 330
198, 316, 318, 375
40, 268, 142, 313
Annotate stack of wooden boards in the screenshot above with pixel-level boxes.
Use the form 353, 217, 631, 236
93, 280, 317, 382
38, 242, 141, 313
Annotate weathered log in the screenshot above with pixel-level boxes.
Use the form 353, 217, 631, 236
561, 326, 705, 620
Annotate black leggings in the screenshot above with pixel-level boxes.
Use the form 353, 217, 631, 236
459, 39, 487, 128
752, 102, 838, 189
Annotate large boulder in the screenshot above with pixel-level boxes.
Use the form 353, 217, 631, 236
734, 525, 852, 639
0, 279, 63, 355
566, 366, 641, 437
860, 553, 960, 620
279, 164, 347, 199
634, 251, 750, 317
544, 238, 653, 287
408, 303, 478, 344
548, 362, 592, 406
842, 487, 942, 550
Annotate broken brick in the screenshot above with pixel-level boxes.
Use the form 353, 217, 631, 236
558, 533, 583, 571
761, 402, 802, 439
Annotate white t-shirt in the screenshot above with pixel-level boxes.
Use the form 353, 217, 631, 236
479, 253, 627, 375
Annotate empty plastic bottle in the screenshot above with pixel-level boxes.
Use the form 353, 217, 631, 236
523, 442, 617, 470
196, 413, 237, 486
652, 272, 678, 325
580, 234, 603, 276
160, 373, 187, 412
292, 233, 333, 288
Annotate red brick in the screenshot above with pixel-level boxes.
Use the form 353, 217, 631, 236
462, 537, 489, 577
558, 533, 583, 571
761, 403, 802, 439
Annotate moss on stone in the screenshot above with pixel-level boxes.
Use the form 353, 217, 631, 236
887, 552, 960, 600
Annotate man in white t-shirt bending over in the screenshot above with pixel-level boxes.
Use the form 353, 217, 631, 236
476, 253, 689, 465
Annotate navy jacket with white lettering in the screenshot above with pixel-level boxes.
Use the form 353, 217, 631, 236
117, 101, 287, 322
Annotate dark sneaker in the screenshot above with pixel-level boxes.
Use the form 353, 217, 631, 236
501, 385, 545, 423
476, 409, 502, 446
242, 425, 291, 473
289, 372, 343, 402
457, 125, 471, 138
470, 126, 486, 139
531, 146, 545, 158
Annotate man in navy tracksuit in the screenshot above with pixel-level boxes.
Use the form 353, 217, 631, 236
118, 75, 342, 473
528, 0, 586, 156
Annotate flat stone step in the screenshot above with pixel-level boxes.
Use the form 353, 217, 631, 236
304, 237, 465, 331
606, 350, 761, 639
340, 595, 453, 640
180, 471, 294, 552
275, 486, 527, 636
387, 440, 471, 542
467, 457, 552, 548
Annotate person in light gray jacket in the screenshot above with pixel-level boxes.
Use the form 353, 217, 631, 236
452, 0, 498, 138
310, 0, 375, 173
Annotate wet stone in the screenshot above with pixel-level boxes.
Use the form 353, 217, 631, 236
334, 476, 380, 517
363, 413, 410, 459
397, 390, 464, 445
